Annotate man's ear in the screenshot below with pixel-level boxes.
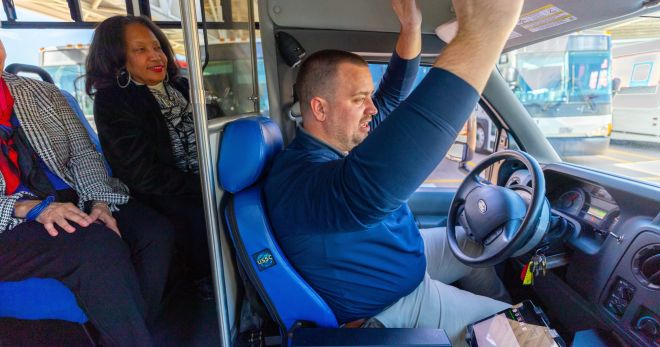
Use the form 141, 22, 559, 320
310, 97, 327, 122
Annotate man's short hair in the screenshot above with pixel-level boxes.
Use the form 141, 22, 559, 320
295, 49, 368, 115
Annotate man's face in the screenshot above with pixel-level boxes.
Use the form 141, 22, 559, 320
323, 62, 378, 152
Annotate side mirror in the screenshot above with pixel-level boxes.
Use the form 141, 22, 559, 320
445, 112, 476, 171
446, 141, 468, 163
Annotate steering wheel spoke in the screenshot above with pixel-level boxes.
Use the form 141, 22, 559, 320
480, 231, 509, 261
446, 150, 547, 267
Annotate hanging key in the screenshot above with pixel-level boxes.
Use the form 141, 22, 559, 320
532, 254, 540, 276
541, 254, 547, 276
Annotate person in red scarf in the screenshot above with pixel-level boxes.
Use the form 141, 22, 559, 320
0, 38, 175, 347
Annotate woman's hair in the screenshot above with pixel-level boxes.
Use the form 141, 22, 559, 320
85, 15, 179, 95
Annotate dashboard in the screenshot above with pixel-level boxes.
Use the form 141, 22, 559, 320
503, 163, 660, 347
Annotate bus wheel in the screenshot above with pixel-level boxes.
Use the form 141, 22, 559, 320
476, 123, 487, 154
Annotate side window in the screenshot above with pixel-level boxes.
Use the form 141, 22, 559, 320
368, 63, 507, 190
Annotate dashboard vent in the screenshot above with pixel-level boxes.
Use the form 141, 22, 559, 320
633, 244, 660, 290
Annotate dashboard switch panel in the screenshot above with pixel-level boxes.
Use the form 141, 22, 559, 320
633, 308, 660, 346
605, 278, 636, 318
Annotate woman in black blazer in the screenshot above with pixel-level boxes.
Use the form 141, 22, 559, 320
86, 16, 211, 286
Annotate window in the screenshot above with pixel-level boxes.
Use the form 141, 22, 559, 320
630, 62, 653, 87
498, 12, 660, 187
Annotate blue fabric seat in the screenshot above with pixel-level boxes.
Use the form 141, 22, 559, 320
218, 116, 338, 338
0, 65, 89, 324
0, 278, 87, 323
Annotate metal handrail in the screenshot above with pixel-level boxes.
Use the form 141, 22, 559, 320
178, 0, 232, 345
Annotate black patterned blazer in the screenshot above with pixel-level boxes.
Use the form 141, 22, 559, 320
0, 72, 129, 232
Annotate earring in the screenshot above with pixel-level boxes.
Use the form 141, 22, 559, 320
116, 67, 132, 88
164, 71, 170, 84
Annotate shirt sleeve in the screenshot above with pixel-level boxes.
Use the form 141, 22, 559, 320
370, 52, 421, 129
332, 68, 479, 227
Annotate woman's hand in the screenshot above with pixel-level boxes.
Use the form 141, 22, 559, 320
36, 202, 95, 236
89, 202, 121, 237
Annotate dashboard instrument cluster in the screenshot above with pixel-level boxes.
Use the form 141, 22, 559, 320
551, 183, 620, 231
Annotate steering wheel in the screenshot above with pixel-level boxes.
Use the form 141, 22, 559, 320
447, 150, 549, 267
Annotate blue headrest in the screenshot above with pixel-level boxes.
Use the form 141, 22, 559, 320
227, 184, 338, 331
218, 116, 283, 193
0, 278, 88, 323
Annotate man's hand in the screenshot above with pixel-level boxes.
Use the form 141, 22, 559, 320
392, 0, 422, 31
35, 202, 94, 237
392, 0, 422, 59
89, 202, 121, 237
434, 0, 524, 92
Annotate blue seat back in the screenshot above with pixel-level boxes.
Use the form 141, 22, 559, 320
0, 278, 87, 323
218, 116, 338, 333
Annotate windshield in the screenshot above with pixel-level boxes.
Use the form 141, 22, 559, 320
499, 17, 660, 187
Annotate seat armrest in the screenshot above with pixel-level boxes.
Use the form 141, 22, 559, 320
290, 328, 451, 346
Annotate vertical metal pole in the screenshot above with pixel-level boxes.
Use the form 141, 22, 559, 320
247, 0, 260, 113
178, 0, 232, 346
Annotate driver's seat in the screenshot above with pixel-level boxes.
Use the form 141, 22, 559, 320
218, 116, 338, 339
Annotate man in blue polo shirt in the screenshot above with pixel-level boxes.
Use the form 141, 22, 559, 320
264, 0, 524, 345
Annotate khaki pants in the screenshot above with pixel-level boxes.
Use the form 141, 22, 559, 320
374, 227, 511, 347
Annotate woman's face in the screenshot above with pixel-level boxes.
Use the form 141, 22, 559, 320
124, 23, 168, 86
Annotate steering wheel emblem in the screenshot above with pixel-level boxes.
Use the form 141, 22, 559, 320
478, 199, 487, 214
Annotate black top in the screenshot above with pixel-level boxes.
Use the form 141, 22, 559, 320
93, 77, 201, 202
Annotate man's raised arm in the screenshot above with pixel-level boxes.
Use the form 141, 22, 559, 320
370, 0, 422, 126
338, 0, 525, 225
393, 0, 422, 59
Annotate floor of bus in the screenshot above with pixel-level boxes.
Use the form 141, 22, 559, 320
0, 285, 220, 346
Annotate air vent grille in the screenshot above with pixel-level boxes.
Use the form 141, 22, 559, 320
633, 244, 660, 290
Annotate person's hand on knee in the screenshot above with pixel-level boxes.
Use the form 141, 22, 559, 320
36, 202, 94, 236
89, 202, 121, 237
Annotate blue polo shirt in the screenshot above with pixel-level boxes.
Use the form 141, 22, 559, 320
264, 54, 479, 323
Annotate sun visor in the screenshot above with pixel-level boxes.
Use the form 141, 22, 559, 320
265, 0, 656, 51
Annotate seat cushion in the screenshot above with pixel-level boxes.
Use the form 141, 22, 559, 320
0, 278, 88, 323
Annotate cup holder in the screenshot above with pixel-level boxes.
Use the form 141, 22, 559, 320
632, 244, 660, 290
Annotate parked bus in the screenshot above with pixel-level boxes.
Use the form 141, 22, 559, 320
39, 45, 93, 119
611, 38, 660, 144
499, 34, 613, 156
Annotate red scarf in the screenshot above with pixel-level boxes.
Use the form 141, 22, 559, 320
0, 78, 21, 194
